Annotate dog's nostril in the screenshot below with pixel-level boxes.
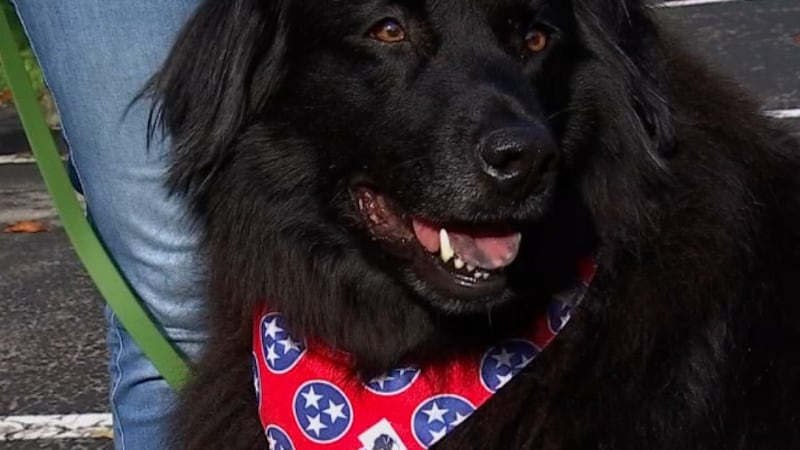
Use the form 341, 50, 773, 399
478, 126, 557, 194
480, 142, 529, 179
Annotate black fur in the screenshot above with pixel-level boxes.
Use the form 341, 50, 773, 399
146, 0, 800, 448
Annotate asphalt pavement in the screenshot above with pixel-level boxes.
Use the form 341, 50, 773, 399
0, 163, 109, 449
0, 0, 799, 448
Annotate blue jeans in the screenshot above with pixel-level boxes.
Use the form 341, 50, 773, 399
11, 1, 205, 448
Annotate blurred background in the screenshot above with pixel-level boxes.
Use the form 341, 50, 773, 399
1, 0, 798, 448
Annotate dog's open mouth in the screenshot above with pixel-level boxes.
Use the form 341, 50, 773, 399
353, 185, 522, 299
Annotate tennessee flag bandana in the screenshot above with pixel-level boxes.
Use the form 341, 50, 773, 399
253, 258, 596, 450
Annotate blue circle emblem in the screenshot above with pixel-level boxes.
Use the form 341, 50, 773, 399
364, 367, 420, 395
265, 424, 294, 450
251, 352, 261, 404
411, 395, 475, 448
260, 313, 306, 374
479, 339, 539, 393
547, 296, 574, 333
293, 381, 353, 443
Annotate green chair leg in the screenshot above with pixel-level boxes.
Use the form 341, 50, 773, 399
0, 3, 189, 390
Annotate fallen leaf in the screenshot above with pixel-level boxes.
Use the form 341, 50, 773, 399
87, 428, 114, 439
3, 220, 49, 233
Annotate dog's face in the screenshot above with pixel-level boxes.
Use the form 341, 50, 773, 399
153, 0, 672, 362
270, 0, 586, 311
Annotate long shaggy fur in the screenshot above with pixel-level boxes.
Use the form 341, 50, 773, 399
146, 0, 800, 448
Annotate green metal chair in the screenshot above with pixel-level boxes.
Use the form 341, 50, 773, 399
0, 4, 189, 389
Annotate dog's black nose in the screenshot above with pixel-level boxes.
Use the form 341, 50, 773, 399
478, 126, 557, 195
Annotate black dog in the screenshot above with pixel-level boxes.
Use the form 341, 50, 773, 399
147, 0, 800, 448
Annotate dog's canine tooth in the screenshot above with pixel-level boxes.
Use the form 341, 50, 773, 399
454, 257, 465, 270
466, 264, 475, 272
440, 228, 455, 263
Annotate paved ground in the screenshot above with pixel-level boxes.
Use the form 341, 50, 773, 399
658, 0, 800, 110
1, 440, 109, 450
0, 0, 798, 448
0, 226, 107, 415
0, 108, 66, 158
0, 107, 27, 156
0, 165, 109, 450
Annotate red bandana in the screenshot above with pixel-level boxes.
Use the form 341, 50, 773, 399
252, 258, 596, 450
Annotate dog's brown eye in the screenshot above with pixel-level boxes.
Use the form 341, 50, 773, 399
525, 28, 549, 53
369, 18, 406, 43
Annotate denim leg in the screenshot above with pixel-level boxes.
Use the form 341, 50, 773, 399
105, 306, 206, 448
11, 1, 205, 448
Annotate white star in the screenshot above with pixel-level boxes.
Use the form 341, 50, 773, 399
305, 413, 327, 437
516, 354, 534, 369
322, 399, 347, 423
264, 318, 284, 340
371, 373, 395, 389
301, 386, 323, 409
492, 348, 515, 368
429, 426, 447, 444
451, 411, 470, 427
422, 401, 449, 424
266, 433, 277, 449
496, 372, 513, 389
278, 337, 301, 353
265, 345, 279, 366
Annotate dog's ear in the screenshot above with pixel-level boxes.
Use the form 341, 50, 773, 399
145, 0, 287, 200
573, 0, 675, 156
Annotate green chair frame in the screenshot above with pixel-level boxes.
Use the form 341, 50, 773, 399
0, 4, 189, 389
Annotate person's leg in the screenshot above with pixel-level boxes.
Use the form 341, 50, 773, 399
11, 1, 205, 448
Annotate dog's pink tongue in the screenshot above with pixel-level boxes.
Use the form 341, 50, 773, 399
412, 219, 522, 270
449, 230, 522, 270
412, 219, 441, 253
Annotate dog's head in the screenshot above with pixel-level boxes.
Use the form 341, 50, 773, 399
149, 0, 673, 367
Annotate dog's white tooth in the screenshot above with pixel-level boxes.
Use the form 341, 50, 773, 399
454, 257, 465, 270
466, 264, 475, 272
440, 229, 454, 263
